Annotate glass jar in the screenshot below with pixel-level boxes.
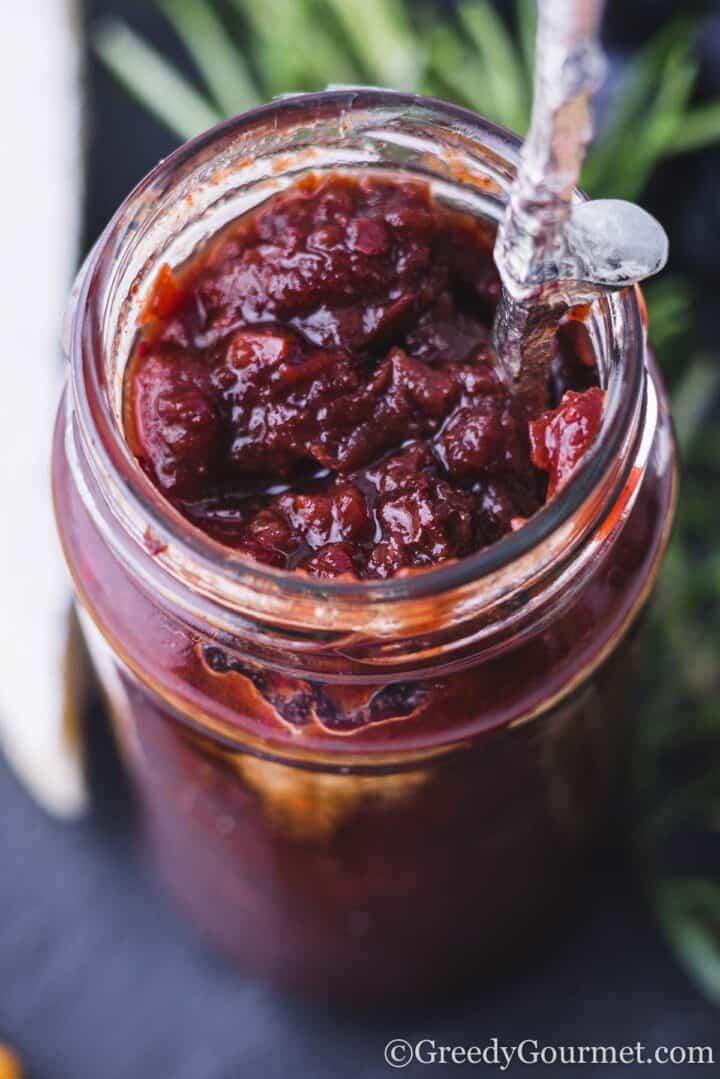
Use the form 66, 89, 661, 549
53, 90, 676, 999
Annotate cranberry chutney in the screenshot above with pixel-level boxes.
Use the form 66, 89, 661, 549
126, 172, 603, 579
54, 92, 676, 998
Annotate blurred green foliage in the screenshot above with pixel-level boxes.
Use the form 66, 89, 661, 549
95, 1, 720, 196
95, 0, 720, 1001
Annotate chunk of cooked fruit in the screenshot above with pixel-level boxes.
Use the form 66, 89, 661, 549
125, 173, 602, 579
129, 353, 220, 497
529, 387, 605, 498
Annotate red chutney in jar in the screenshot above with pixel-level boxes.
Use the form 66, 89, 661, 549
54, 93, 676, 1000
124, 173, 604, 579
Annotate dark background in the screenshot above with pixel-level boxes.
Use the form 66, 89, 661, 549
1, 2, 719, 1076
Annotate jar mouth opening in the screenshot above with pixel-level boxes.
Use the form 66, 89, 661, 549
72, 89, 645, 619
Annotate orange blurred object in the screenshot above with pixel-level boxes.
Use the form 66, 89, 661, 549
0, 1045, 22, 1079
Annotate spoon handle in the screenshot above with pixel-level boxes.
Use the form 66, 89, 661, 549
495, 0, 606, 299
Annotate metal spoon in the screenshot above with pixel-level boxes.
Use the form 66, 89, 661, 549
492, 0, 668, 384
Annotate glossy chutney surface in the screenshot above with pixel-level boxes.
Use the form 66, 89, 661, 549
53, 169, 675, 998
125, 173, 604, 580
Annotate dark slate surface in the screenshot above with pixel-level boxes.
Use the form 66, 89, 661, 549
0, 727, 718, 1079
2, 2, 718, 1075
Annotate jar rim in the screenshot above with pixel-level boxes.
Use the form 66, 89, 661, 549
70, 89, 647, 635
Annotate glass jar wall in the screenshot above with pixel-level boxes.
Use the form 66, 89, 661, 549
53, 91, 676, 999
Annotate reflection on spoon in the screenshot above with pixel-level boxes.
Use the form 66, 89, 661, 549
492, 0, 667, 385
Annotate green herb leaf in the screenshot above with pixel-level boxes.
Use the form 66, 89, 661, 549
582, 22, 699, 198
157, 0, 259, 117
671, 356, 720, 454
514, 0, 536, 96
94, 18, 221, 141
457, 1, 529, 133
669, 100, 720, 156
655, 879, 720, 1006
618, 55, 698, 201
231, 0, 359, 92
426, 22, 496, 116
642, 275, 693, 358
322, 0, 422, 89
